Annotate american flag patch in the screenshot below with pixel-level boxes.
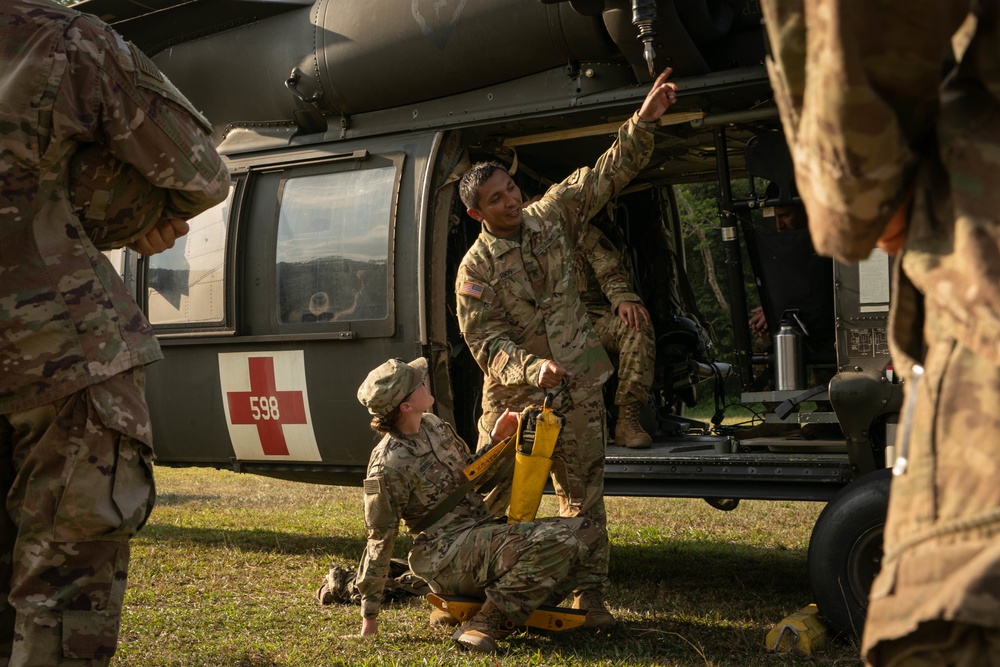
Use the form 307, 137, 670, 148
459, 281, 485, 299
363, 477, 383, 494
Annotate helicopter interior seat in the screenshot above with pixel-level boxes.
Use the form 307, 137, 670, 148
750, 220, 837, 375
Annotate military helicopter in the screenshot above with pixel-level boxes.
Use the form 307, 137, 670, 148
80, 0, 899, 638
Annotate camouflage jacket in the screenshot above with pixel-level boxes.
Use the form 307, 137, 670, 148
574, 223, 643, 319
456, 113, 655, 412
762, 0, 1000, 369
0, 0, 230, 424
356, 414, 495, 618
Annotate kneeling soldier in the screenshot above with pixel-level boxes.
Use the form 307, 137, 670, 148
355, 357, 610, 653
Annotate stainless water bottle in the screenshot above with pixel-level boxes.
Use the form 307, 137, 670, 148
774, 321, 805, 391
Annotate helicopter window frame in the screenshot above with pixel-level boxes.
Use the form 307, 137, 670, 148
143, 182, 240, 333
266, 151, 402, 339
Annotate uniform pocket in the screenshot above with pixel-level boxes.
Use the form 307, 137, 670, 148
62, 609, 118, 660
52, 431, 154, 543
111, 437, 155, 536
892, 338, 953, 530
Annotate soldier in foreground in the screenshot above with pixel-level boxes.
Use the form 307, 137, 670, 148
354, 358, 606, 653
0, 1, 229, 664
574, 223, 656, 448
455, 68, 678, 629
763, 2, 1000, 664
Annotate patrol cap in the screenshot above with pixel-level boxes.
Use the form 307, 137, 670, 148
357, 357, 429, 417
69, 142, 166, 250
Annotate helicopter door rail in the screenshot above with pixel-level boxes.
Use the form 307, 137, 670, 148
231, 149, 369, 173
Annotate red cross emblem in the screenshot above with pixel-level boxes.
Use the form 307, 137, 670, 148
225, 356, 307, 456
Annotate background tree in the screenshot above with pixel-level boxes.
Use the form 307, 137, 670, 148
675, 180, 760, 359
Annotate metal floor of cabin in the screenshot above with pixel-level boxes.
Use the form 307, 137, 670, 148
602, 434, 853, 501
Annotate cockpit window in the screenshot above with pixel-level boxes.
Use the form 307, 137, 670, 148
147, 187, 234, 325
275, 167, 393, 324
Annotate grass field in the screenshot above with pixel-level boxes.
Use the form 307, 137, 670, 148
111, 467, 863, 667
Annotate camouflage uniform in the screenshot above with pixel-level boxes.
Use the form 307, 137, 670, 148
355, 413, 604, 624
455, 113, 655, 589
763, 1, 1000, 664
575, 223, 655, 407
0, 1, 229, 664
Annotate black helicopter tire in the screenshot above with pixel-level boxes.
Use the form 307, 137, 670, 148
808, 467, 891, 639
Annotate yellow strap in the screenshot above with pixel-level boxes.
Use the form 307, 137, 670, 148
462, 434, 515, 482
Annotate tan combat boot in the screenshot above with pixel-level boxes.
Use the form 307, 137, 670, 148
429, 608, 460, 627
572, 590, 616, 632
615, 403, 652, 448
452, 599, 513, 653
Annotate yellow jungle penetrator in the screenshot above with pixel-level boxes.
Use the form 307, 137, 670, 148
508, 394, 565, 523
765, 604, 828, 655
427, 593, 587, 633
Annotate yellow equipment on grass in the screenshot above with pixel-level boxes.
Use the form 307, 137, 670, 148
765, 604, 828, 655
508, 395, 565, 523
427, 593, 587, 632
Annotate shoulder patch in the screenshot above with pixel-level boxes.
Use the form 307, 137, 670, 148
363, 476, 383, 495
458, 281, 485, 299
128, 42, 163, 82
124, 42, 214, 135
490, 349, 510, 376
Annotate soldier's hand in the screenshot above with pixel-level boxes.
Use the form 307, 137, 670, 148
638, 68, 678, 122
617, 301, 650, 331
490, 409, 519, 443
360, 617, 378, 637
537, 359, 571, 389
749, 306, 768, 336
129, 218, 190, 256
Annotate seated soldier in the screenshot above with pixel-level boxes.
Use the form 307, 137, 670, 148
574, 223, 656, 448
354, 357, 611, 654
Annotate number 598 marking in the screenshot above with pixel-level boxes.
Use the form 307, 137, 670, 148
249, 396, 281, 421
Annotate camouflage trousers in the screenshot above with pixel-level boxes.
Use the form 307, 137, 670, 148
478, 393, 609, 592
590, 309, 655, 406
0, 385, 154, 667
863, 323, 1000, 665
865, 621, 1000, 667
412, 516, 604, 624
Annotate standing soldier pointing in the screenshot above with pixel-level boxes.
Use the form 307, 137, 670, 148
455, 68, 678, 630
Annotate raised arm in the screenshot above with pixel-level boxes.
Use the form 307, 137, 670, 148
530, 69, 677, 245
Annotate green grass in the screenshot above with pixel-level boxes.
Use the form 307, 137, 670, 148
111, 467, 862, 667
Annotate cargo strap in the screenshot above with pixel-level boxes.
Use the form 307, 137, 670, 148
774, 384, 826, 420
427, 593, 587, 633
408, 434, 515, 534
